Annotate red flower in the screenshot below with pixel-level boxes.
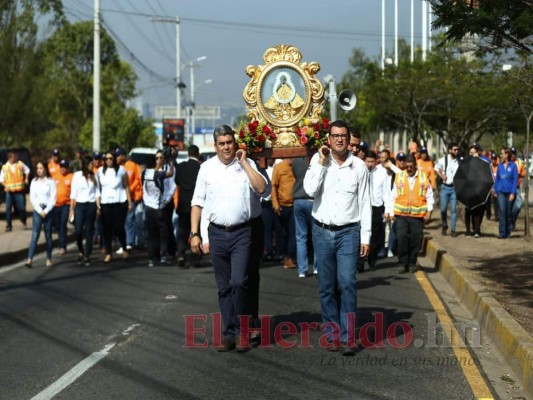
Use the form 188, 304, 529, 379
314, 132, 319, 139
262, 125, 271, 135
269, 133, 277, 140
239, 130, 245, 139
251, 120, 260, 128
322, 118, 330, 130
300, 136, 308, 145
248, 123, 257, 134
313, 123, 320, 132
257, 134, 266, 142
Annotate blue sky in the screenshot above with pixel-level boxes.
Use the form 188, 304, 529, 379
62, 0, 433, 122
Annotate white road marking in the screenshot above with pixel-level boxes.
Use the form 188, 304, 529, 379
30, 343, 116, 400
122, 323, 141, 335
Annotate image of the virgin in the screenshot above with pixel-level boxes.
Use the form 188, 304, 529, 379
264, 70, 304, 111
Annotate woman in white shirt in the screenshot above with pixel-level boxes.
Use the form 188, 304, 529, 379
25, 161, 57, 268
70, 156, 100, 266
97, 151, 132, 263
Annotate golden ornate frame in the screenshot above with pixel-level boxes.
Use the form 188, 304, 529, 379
243, 45, 324, 148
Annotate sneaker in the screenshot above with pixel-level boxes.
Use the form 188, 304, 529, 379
177, 257, 186, 267
313, 270, 318, 275
441, 227, 447, 236
474, 233, 480, 238
465, 231, 472, 237
298, 273, 306, 278
77, 254, 84, 265
160, 257, 172, 265
387, 250, 394, 258
148, 260, 155, 268
83, 257, 91, 266
451, 231, 457, 237
5, 226, 12, 232
116, 247, 124, 255
126, 245, 133, 251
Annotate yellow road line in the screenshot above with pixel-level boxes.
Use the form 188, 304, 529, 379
414, 271, 494, 400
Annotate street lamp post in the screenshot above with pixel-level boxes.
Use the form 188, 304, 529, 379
151, 16, 181, 118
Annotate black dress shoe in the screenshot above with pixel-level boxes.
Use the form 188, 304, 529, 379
216, 338, 236, 352
340, 344, 357, 356
441, 228, 447, 236
398, 265, 408, 274
250, 332, 261, 348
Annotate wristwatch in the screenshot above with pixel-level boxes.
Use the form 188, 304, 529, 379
189, 232, 200, 239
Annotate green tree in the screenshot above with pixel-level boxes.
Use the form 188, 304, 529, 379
0, 0, 63, 146
428, 0, 533, 55
40, 21, 155, 152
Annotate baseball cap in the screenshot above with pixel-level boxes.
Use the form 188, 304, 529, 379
92, 151, 102, 160
396, 152, 407, 161
490, 151, 498, 159
358, 141, 369, 151
115, 147, 127, 157
59, 159, 69, 168
52, 148, 60, 156
510, 147, 517, 154
419, 146, 427, 153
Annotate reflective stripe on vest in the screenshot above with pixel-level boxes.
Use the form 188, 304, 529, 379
2, 161, 25, 192
394, 171, 428, 217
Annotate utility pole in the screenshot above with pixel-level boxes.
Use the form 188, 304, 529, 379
188, 56, 207, 138
152, 16, 181, 118
381, 0, 385, 70
422, 0, 428, 61
394, 0, 398, 66
410, 0, 414, 62
93, 0, 100, 151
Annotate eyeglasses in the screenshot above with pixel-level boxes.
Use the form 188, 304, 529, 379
331, 134, 348, 141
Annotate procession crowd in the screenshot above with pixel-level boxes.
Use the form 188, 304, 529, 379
0, 121, 527, 354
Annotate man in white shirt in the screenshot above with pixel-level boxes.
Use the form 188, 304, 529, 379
435, 142, 460, 237
362, 150, 390, 272
190, 125, 267, 352
304, 120, 372, 356
387, 155, 434, 273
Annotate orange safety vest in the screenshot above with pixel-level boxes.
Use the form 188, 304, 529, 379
393, 170, 428, 218
1, 161, 25, 192
515, 159, 526, 187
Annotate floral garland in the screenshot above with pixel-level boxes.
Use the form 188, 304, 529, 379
295, 117, 330, 148
236, 120, 277, 150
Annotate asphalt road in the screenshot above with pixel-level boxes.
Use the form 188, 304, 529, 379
0, 249, 500, 400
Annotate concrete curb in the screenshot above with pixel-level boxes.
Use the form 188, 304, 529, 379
423, 237, 533, 396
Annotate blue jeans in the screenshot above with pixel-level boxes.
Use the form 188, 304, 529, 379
294, 199, 316, 275
53, 204, 70, 249
279, 206, 296, 259
125, 200, 142, 247
5, 191, 26, 227
511, 190, 522, 227
497, 193, 514, 238
440, 185, 457, 231
312, 221, 359, 344
28, 211, 53, 260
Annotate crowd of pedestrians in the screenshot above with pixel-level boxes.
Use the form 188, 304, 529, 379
0, 122, 528, 354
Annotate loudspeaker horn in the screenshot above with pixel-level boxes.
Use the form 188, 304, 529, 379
338, 89, 357, 111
